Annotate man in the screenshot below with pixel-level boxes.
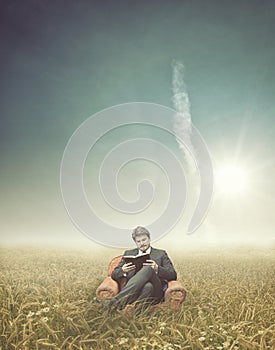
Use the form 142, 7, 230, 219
106, 226, 177, 311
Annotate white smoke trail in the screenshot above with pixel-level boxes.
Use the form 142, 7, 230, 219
172, 60, 214, 238
172, 59, 195, 172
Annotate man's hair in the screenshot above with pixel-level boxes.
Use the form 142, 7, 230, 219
132, 226, 151, 241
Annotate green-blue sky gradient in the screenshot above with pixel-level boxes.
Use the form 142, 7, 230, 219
1, 0, 275, 247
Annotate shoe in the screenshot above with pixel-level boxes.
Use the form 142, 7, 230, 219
101, 299, 112, 309
97, 298, 119, 314
120, 304, 136, 318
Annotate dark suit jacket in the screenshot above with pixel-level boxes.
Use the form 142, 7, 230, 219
111, 247, 177, 288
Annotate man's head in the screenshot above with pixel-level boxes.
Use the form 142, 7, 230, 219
132, 226, 151, 251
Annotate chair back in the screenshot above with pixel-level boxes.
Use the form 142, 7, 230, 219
107, 255, 123, 276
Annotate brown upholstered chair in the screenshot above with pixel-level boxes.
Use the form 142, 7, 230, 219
96, 255, 186, 310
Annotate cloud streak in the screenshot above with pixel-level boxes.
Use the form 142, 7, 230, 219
172, 59, 195, 171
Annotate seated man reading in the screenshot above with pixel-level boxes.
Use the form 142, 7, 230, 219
104, 226, 177, 311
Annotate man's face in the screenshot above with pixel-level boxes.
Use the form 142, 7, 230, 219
135, 234, 151, 251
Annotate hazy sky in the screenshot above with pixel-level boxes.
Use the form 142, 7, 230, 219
1, 0, 275, 248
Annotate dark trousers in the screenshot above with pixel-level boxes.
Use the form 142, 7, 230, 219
111, 266, 163, 309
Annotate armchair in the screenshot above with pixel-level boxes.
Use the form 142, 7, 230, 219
96, 256, 186, 310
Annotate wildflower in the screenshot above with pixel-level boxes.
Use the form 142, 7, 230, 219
117, 337, 128, 345
27, 311, 35, 318
155, 330, 161, 335
231, 325, 238, 330
41, 317, 48, 322
258, 330, 264, 335
223, 340, 231, 348
36, 311, 41, 316
159, 322, 166, 331
42, 307, 50, 313
198, 308, 203, 316
41, 301, 46, 306
198, 337, 206, 341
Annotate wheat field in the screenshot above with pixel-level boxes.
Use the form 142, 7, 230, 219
0, 246, 274, 350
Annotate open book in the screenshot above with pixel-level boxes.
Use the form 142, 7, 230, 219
123, 253, 150, 272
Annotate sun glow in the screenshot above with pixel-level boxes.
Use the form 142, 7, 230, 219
215, 163, 250, 197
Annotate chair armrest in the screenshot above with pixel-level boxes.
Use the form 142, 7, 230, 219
96, 276, 119, 300
164, 280, 186, 309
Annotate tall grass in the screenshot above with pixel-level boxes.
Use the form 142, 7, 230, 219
0, 246, 274, 349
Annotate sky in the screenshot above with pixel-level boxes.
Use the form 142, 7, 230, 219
1, 0, 275, 249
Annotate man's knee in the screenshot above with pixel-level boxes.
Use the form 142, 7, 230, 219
139, 265, 154, 278
142, 282, 154, 294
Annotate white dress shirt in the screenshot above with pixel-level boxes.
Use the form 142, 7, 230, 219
137, 246, 151, 256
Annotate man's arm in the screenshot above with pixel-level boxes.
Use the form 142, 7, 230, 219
157, 250, 177, 281
111, 255, 125, 282
111, 250, 136, 282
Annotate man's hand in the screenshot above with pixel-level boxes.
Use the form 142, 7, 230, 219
122, 262, 136, 273
143, 259, 158, 273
